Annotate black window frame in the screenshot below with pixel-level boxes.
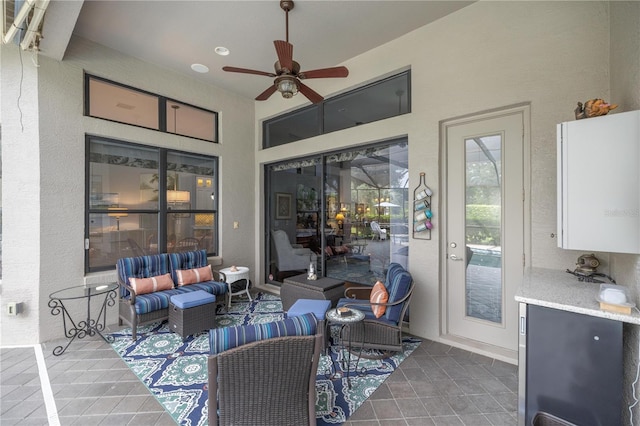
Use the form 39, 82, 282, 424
263, 70, 411, 148
84, 73, 219, 144
85, 135, 219, 273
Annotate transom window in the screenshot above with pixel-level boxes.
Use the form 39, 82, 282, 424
85, 74, 219, 143
263, 71, 410, 148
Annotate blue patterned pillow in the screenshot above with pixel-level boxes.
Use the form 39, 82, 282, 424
209, 312, 317, 355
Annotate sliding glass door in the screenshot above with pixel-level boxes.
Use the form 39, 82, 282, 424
265, 139, 408, 286
266, 158, 323, 283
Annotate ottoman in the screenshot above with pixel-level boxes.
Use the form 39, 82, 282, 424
280, 274, 345, 311
287, 299, 331, 348
169, 290, 216, 339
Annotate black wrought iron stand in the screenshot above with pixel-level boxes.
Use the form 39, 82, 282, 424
48, 283, 118, 356
325, 307, 365, 389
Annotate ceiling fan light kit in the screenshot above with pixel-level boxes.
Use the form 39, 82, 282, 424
222, 0, 348, 103
276, 76, 298, 99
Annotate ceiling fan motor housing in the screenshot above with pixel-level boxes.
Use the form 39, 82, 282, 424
274, 60, 300, 76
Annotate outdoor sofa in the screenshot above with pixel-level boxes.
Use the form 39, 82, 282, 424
116, 249, 227, 339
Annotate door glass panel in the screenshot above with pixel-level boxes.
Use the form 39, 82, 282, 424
264, 139, 409, 287
266, 158, 322, 284
324, 142, 409, 284
465, 135, 502, 323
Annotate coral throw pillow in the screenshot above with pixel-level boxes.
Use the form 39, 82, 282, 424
129, 273, 174, 295
370, 281, 389, 318
176, 265, 213, 286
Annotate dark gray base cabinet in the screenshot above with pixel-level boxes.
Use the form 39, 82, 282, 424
522, 304, 622, 426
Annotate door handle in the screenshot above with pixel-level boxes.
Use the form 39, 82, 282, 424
449, 254, 463, 261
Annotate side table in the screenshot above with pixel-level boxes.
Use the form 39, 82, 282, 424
325, 307, 365, 389
281, 274, 345, 311
48, 283, 118, 356
219, 266, 252, 309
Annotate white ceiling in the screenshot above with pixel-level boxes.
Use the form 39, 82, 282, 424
38, 1, 473, 101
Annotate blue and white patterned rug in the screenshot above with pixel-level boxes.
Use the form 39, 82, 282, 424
109, 292, 420, 425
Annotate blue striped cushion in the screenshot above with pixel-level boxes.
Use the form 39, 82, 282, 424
209, 312, 317, 355
168, 249, 209, 284
134, 287, 183, 314
117, 254, 171, 298
133, 282, 222, 315
188, 281, 228, 296
384, 263, 413, 324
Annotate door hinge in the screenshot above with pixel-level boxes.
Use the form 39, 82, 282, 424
522, 253, 526, 267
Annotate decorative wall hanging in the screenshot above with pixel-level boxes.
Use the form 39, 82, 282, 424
275, 193, 292, 219
413, 172, 433, 240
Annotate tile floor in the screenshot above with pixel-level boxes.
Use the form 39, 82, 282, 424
1, 328, 518, 426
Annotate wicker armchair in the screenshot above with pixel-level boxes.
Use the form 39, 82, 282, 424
208, 314, 322, 426
336, 262, 414, 357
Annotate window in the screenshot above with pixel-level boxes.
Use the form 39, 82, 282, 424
324, 72, 410, 133
86, 136, 218, 272
262, 105, 320, 148
85, 74, 218, 143
263, 71, 410, 148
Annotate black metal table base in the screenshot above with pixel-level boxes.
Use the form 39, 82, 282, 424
48, 287, 117, 356
325, 322, 365, 389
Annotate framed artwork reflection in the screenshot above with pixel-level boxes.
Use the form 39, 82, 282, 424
275, 193, 292, 219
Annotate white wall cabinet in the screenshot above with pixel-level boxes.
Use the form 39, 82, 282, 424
557, 110, 640, 253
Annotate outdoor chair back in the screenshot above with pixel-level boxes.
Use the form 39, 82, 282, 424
336, 262, 414, 356
208, 313, 322, 426
370, 221, 387, 240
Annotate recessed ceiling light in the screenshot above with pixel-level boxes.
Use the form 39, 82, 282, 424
191, 63, 209, 73
214, 46, 230, 56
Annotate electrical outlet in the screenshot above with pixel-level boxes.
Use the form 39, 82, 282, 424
7, 302, 19, 316
233, 221, 239, 229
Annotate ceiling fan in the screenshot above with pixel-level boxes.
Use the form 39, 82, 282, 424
222, 0, 349, 104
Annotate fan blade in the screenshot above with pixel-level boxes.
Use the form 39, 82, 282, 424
298, 81, 324, 104
299, 66, 349, 80
255, 84, 278, 101
223, 66, 276, 77
274, 40, 294, 72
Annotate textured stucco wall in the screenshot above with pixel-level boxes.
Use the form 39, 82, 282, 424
256, 1, 612, 354
0, 44, 42, 344
1, 36, 256, 344
609, 1, 640, 424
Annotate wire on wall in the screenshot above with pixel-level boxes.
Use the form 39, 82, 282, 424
629, 327, 640, 425
17, 42, 25, 132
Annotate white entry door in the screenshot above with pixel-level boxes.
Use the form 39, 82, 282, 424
442, 106, 528, 358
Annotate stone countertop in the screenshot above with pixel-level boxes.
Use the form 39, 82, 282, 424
516, 267, 640, 325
